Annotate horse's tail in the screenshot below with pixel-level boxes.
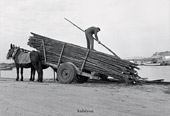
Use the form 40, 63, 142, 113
37, 51, 43, 62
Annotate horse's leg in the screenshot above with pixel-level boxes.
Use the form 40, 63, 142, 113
20, 67, 23, 81
37, 61, 43, 82
32, 67, 35, 81
16, 66, 19, 81
30, 67, 33, 81
41, 70, 43, 82
32, 63, 40, 82
32, 64, 38, 81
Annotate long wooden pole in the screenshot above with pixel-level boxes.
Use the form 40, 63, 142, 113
64, 18, 120, 59
64, 18, 85, 33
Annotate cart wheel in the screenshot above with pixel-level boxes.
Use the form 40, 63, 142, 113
76, 75, 88, 83
57, 63, 77, 84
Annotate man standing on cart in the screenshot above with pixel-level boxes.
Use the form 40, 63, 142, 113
85, 26, 108, 81
85, 26, 101, 50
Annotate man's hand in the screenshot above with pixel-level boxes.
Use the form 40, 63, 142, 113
98, 40, 101, 44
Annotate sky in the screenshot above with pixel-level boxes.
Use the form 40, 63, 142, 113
0, 0, 169, 62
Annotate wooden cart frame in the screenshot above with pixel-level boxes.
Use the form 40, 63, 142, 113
41, 39, 100, 84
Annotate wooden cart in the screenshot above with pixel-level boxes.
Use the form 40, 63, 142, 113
28, 32, 140, 84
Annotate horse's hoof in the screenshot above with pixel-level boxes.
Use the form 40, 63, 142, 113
31, 78, 35, 81
16, 78, 19, 81
20, 79, 23, 81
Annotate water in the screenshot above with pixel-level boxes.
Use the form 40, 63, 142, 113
138, 66, 170, 81
1, 66, 170, 82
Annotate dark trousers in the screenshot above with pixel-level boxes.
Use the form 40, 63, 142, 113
85, 33, 94, 49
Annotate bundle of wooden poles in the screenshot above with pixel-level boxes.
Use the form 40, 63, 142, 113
28, 32, 141, 84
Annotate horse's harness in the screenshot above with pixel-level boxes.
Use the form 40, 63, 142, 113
12, 47, 31, 59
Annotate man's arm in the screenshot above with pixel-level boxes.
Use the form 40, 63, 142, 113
94, 28, 101, 44
94, 29, 99, 41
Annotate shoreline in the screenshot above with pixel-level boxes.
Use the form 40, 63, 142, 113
1, 66, 170, 82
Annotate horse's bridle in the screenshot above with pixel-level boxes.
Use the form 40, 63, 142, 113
12, 48, 20, 59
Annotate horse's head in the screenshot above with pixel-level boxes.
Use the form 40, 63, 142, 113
6, 44, 19, 59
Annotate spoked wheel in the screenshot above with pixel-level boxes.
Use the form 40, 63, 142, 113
57, 63, 77, 84
76, 75, 89, 83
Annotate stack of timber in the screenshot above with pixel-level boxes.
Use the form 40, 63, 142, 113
28, 32, 141, 83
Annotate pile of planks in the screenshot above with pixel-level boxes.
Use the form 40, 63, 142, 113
28, 32, 141, 83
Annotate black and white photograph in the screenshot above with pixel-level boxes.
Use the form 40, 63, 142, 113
0, 0, 170, 116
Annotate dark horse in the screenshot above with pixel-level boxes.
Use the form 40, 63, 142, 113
6, 44, 47, 82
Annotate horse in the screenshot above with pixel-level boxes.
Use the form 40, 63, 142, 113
6, 44, 46, 82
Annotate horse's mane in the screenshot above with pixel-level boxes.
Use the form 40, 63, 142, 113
13, 45, 31, 53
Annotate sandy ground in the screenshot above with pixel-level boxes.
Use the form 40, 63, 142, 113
0, 78, 170, 116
